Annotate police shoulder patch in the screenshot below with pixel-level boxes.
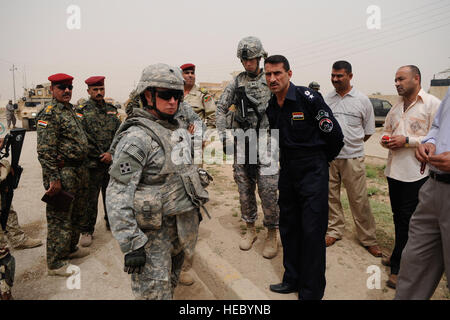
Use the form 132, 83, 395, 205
319, 118, 333, 133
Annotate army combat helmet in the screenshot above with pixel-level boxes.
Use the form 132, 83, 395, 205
136, 63, 184, 120
237, 36, 268, 60
308, 81, 320, 91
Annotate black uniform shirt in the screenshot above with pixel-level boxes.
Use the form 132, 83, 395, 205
266, 82, 344, 159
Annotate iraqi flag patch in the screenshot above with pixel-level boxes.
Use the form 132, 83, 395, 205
76, 113, 83, 118
37, 120, 48, 128
292, 112, 305, 121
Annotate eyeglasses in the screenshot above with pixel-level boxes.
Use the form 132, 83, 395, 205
155, 89, 183, 101
56, 84, 73, 90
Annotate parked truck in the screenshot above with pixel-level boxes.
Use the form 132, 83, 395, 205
17, 83, 52, 130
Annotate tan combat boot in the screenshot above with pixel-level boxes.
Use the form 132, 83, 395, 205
179, 259, 194, 286
262, 228, 278, 259
179, 270, 195, 286
48, 263, 79, 277
14, 237, 43, 250
239, 222, 257, 251
79, 233, 93, 247
68, 247, 90, 259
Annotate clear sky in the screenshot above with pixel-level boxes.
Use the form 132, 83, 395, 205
1, 0, 449, 103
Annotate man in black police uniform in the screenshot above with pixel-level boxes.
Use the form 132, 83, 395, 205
265, 55, 344, 300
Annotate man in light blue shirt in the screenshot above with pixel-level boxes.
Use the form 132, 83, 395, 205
395, 88, 450, 299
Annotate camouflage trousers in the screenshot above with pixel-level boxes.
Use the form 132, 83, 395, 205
80, 166, 109, 235
233, 163, 280, 229
0, 207, 27, 249
131, 209, 199, 300
45, 166, 88, 270
6, 111, 16, 128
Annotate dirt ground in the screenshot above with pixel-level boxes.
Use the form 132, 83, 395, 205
4, 123, 449, 300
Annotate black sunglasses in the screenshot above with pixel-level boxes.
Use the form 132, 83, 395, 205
155, 89, 183, 101
56, 84, 73, 90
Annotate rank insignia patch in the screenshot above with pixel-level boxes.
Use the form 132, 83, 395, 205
37, 120, 48, 128
120, 162, 132, 175
292, 112, 304, 121
45, 106, 53, 113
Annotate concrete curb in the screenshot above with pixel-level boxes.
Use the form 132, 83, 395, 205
192, 240, 269, 300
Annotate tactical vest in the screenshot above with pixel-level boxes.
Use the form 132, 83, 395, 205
111, 114, 209, 230
233, 71, 271, 130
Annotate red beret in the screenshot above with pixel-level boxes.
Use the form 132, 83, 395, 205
180, 63, 195, 71
48, 73, 74, 85
85, 76, 105, 87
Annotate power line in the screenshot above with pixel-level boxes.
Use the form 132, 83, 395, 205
295, 21, 450, 69
283, 0, 448, 54
287, 13, 450, 65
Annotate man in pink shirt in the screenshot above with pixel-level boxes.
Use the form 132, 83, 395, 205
381, 65, 441, 289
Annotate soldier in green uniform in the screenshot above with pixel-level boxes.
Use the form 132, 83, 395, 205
77, 76, 121, 246
36, 73, 90, 277
180, 63, 216, 128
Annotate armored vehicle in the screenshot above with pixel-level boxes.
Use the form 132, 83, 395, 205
17, 83, 52, 130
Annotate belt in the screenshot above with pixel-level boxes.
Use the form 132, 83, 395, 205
58, 159, 85, 168
429, 171, 450, 184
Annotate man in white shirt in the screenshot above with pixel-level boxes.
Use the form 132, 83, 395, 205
381, 65, 441, 289
325, 60, 381, 257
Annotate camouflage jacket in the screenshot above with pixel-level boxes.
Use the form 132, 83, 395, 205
36, 99, 89, 183
76, 98, 121, 167
216, 69, 271, 135
184, 85, 216, 128
106, 108, 198, 254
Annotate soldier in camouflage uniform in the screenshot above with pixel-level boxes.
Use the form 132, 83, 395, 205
77, 76, 121, 247
180, 63, 216, 128
216, 36, 280, 259
36, 73, 90, 277
106, 63, 209, 300
0, 159, 15, 300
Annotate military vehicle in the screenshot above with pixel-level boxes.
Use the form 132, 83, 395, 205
17, 83, 52, 130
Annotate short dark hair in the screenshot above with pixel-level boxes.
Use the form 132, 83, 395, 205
332, 60, 352, 74
264, 55, 290, 71
403, 65, 422, 84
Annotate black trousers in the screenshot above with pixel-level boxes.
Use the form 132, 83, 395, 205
278, 152, 328, 300
387, 176, 428, 275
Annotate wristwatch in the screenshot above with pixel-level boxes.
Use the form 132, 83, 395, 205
405, 136, 410, 147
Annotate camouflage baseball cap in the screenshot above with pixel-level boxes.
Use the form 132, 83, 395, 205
136, 63, 184, 94
237, 36, 267, 60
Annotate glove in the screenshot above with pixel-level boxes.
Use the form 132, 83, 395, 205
124, 246, 146, 274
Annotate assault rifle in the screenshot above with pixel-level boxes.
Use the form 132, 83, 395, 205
0, 128, 26, 231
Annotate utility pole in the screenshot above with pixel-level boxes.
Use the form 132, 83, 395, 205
9, 64, 17, 103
